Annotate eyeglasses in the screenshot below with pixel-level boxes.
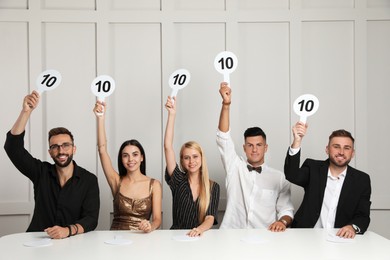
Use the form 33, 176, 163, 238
49, 142, 74, 152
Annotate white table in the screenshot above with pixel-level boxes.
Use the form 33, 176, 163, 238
1, 229, 389, 260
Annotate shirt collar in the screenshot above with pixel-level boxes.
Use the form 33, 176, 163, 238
49, 160, 79, 179
327, 167, 347, 180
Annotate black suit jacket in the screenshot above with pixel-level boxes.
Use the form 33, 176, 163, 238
284, 149, 371, 233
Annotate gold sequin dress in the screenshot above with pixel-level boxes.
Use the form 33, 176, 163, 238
110, 178, 154, 230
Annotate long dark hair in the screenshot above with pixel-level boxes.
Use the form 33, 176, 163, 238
117, 139, 146, 177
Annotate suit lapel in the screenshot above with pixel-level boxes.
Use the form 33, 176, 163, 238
337, 166, 353, 210
318, 160, 329, 205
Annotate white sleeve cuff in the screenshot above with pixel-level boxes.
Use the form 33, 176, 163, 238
289, 146, 300, 156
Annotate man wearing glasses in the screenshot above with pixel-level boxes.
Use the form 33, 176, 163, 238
4, 90, 100, 239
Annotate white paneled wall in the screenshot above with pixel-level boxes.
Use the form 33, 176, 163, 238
367, 20, 390, 210
0, 0, 389, 240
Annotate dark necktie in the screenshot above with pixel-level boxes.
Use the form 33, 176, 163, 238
247, 165, 262, 174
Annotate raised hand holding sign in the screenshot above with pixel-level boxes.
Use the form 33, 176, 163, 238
214, 51, 238, 84
168, 69, 191, 103
36, 69, 62, 95
293, 94, 319, 124
91, 75, 116, 116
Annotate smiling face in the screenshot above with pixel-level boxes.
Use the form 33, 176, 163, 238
243, 135, 268, 167
48, 134, 75, 168
121, 145, 144, 173
181, 147, 202, 174
326, 136, 355, 168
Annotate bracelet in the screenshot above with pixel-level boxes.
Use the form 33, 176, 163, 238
222, 101, 231, 105
279, 219, 288, 227
97, 143, 106, 148
67, 225, 72, 237
74, 224, 79, 235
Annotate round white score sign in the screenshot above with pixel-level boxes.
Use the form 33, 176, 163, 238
168, 69, 191, 98
293, 94, 319, 124
214, 51, 238, 84
36, 69, 62, 94
90, 75, 116, 102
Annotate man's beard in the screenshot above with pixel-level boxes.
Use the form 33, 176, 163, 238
53, 153, 73, 168
329, 156, 350, 168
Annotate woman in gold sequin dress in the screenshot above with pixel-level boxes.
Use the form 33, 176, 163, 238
94, 101, 162, 231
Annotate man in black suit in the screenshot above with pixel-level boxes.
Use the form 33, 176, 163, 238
284, 122, 371, 239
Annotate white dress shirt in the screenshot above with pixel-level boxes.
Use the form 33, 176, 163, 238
217, 129, 294, 229
314, 169, 346, 229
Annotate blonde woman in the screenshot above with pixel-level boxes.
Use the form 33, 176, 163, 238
164, 96, 220, 237
94, 101, 162, 232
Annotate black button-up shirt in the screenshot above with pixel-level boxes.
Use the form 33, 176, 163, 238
4, 131, 100, 232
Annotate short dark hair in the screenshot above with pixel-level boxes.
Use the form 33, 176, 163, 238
48, 127, 74, 143
117, 139, 146, 177
329, 129, 355, 144
244, 127, 266, 141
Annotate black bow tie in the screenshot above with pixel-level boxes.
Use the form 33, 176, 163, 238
247, 165, 262, 174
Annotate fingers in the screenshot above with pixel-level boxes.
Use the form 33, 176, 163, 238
293, 121, 307, 138
296, 121, 308, 130
187, 227, 202, 237
336, 226, 356, 239
165, 96, 176, 110
219, 82, 231, 104
24, 91, 40, 110
268, 222, 287, 232
220, 81, 228, 88
139, 220, 152, 233
45, 226, 67, 239
30, 90, 40, 99
294, 121, 307, 131
337, 231, 355, 239
93, 101, 106, 116
219, 82, 231, 92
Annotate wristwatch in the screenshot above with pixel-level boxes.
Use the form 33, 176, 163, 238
352, 224, 361, 234
279, 219, 288, 227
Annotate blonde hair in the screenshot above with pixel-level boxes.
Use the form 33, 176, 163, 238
180, 141, 212, 223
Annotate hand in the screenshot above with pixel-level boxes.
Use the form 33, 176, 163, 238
268, 221, 287, 232
219, 82, 231, 105
291, 121, 307, 148
93, 100, 106, 117
336, 225, 356, 239
139, 220, 152, 233
44, 225, 69, 239
187, 227, 203, 237
23, 91, 40, 112
165, 96, 176, 114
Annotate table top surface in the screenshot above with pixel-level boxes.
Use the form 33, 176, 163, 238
1, 228, 389, 260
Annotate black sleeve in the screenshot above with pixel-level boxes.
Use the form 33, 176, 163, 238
284, 148, 310, 187
207, 182, 220, 225
4, 130, 43, 183
77, 174, 100, 232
